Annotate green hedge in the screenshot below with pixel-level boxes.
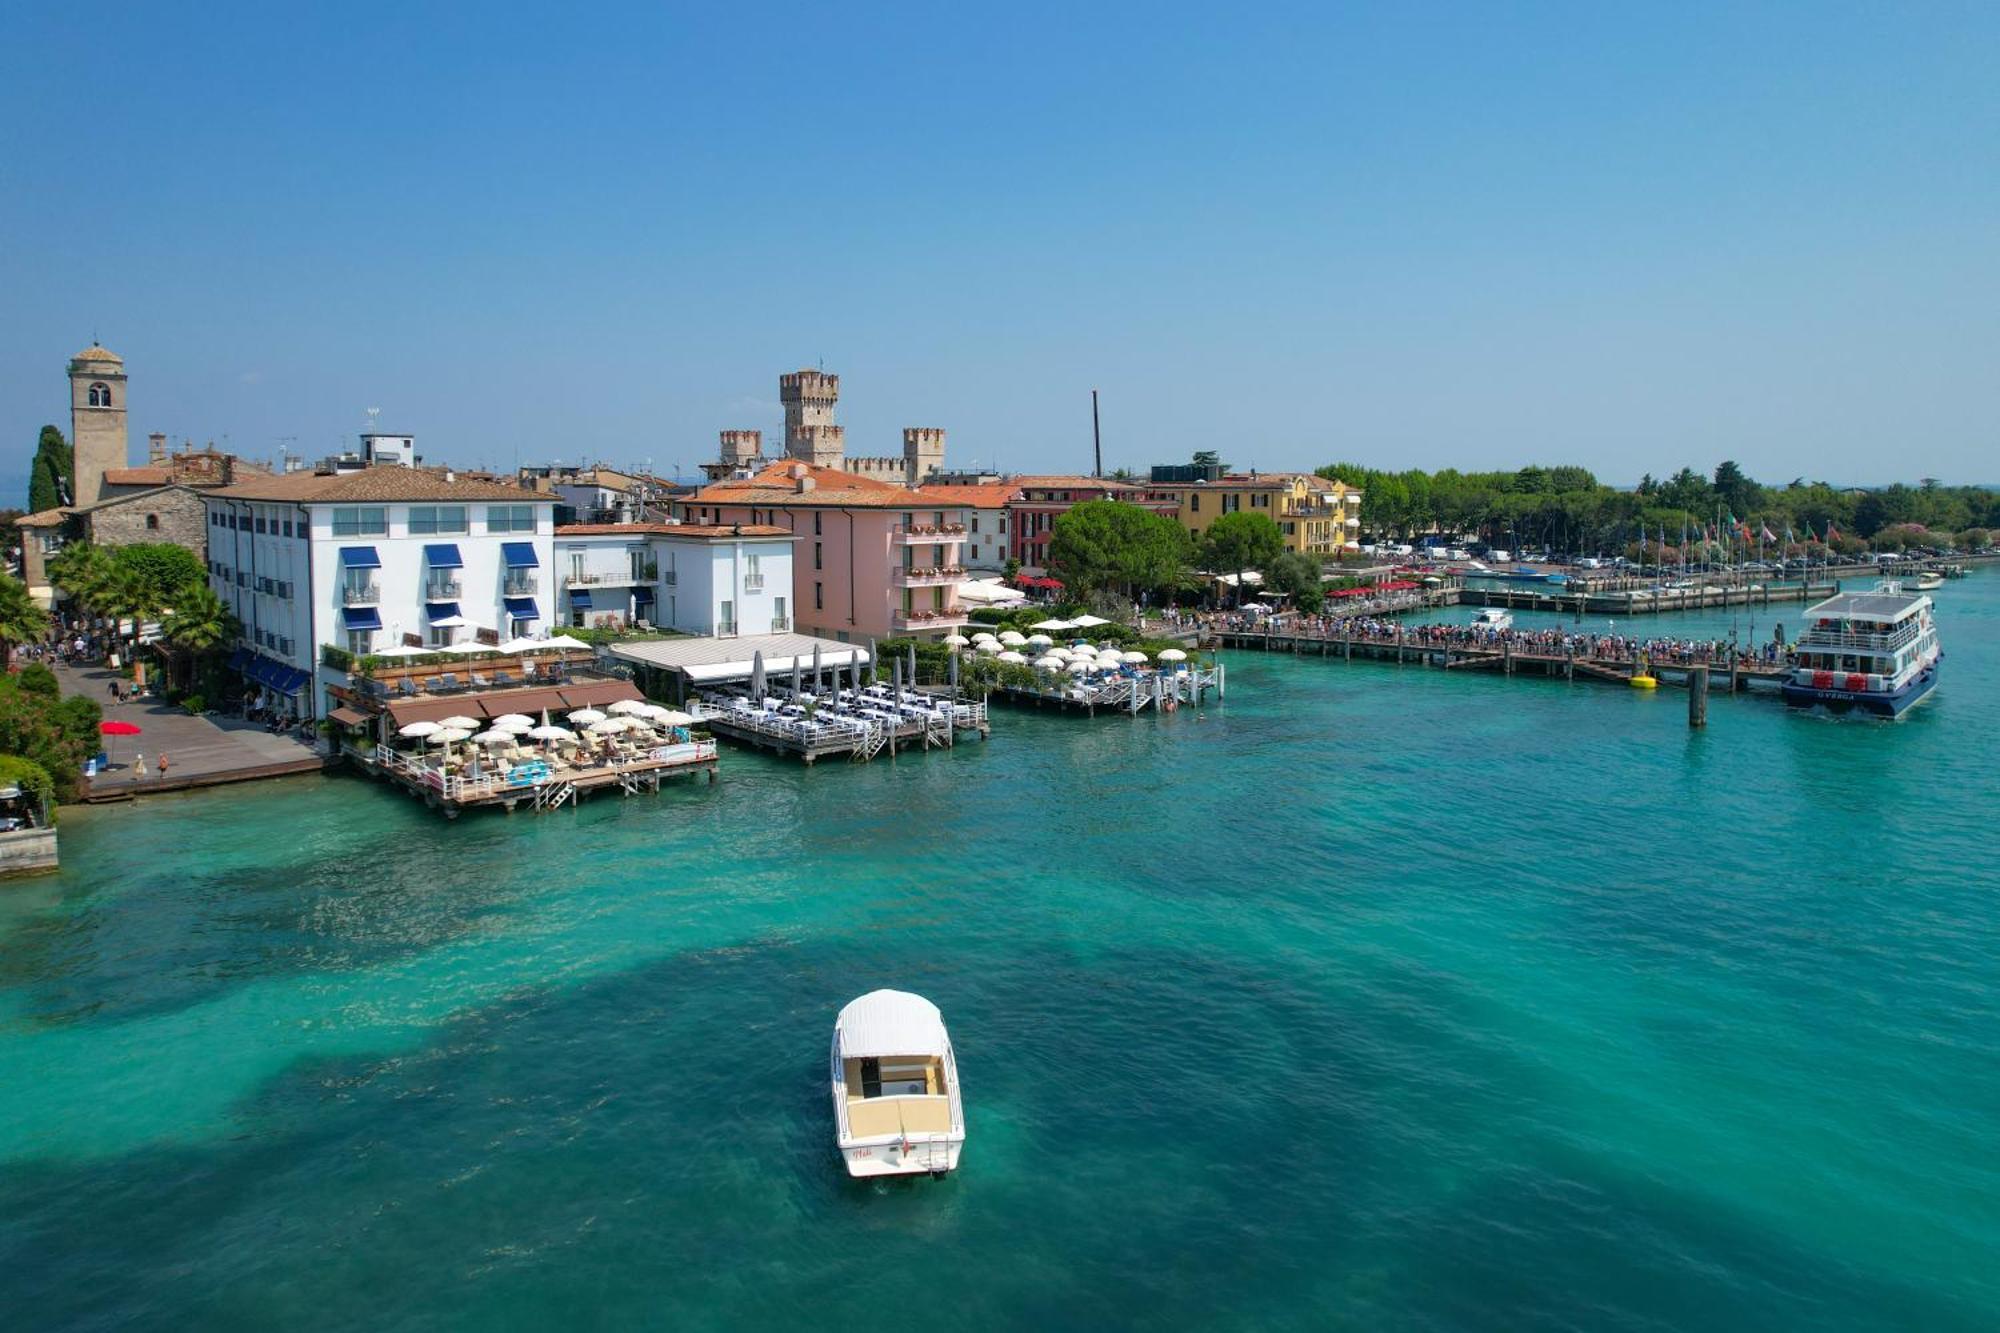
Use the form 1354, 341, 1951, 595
0, 755, 58, 822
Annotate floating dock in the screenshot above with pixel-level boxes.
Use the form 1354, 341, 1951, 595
698, 690, 990, 764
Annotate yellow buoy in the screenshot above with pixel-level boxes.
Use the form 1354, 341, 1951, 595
1629, 674, 1659, 690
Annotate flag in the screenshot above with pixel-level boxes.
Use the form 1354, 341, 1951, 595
1759, 522, 1777, 543
1825, 519, 1841, 542
1784, 524, 1796, 543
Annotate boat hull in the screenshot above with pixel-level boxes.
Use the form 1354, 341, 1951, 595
839, 1136, 964, 1178
1782, 662, 1938, 717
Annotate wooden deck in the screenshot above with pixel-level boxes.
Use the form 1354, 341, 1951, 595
348, 741, 718, 816
1215, 630, 1788, 693
700, 692, 990, 764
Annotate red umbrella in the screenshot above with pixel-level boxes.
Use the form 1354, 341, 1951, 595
100, 721, 143, 737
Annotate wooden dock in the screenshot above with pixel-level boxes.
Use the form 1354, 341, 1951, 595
348, 740, 718, 816
1215, 629, 1788, 694
699, 691, 990, 764
1457, 579, 1836, 618
988, 666, 1224, 716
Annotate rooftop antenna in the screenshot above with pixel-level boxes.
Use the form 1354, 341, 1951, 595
1091, 388, 1102, 479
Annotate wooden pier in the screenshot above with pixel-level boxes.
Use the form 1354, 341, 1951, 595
1456, 579, 1836, 618
1215, 629, 1788, 695
348, 740, 718, 816
698, 691, 990, 764
988, 665, 1224, 716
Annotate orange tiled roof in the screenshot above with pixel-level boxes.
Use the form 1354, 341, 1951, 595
556, 522, 794, 539
913, 483, 1020, 507
72, 343, 122, 364
691, 460, 919, 508
103, 466, 172, 487
209, 468, 544, 504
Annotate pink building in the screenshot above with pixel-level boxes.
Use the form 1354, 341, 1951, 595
1006, 476, 1182, 571
683, 461, 971, 643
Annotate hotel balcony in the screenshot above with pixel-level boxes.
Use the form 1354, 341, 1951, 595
770, 616, 791, 632
503, 573, 539, 596
564, 568, 656, 588
341, 583, 381, 605
892, 565, 968, 588
423, 578, 462, 600
892, 524, 967, 546
742, 574, 764, 592
893, 608, 971, 632
661, 569, 677, 586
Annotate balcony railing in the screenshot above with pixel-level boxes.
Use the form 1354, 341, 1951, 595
893, 524, 968, 545
717, 620, 738, 638
1798, 620, 1921, 653
503, 574, 539, 596
424, 578, 462, 600
770, 616, 790, 632
563, 569, 652, 587
893, 608, 970, 631
742, 574, 764, 592
341, 583, 381, 605
893, 565, 968, 587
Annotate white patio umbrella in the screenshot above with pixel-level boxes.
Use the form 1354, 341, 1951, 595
1033, 655, 1064, 669
426, 727, 474, 745
605, 699, 650, 715
1025, 634, 1054, 648
1065, 659, 1092, 673
971, 632, 999, 644
527, 724, 575, 742
536, 635, 592, 651
470, 730, 516, 746
1071, 614, 1110, 627
997, 650, 1028, 663
489, 713, 535, 730
976, 640, 1003, 654
944, 633, 971, 647
1030, 618, 1076, 631
1158, 648, 1188, 662
589, 717, 635, 733
436, 714, 481, 730
649, 709, 695, 727
567, 708, 607, 725
397, 721, 441, 739
997, 630, 1027, 646
1122, 651, 1149, 664
1045, 646, 1072, 659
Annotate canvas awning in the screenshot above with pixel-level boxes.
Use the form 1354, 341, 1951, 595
835, 990, 948, 1059
501, 542, 539, 568
569, 589, 593, 609
342, 607, 383, 630
504, 597, 539, 619
609, 632, 869, 685
339, 546, 381, 568
424, 543, 463, 568
327, 706, 370, 728
425, 601, 462, 620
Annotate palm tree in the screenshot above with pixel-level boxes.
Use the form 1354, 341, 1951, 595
100, 565, 164, 662
45, 542, 114, 614
0, 572, 52, 671
159, 585, 236, 693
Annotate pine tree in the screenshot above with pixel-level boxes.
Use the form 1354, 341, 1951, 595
27, 426, 71, 513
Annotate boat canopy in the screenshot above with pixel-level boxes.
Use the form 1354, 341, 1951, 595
836, 989, 948, 1059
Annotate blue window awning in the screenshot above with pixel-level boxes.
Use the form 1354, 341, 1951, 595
342, 607, 383, 630
424, 543, 463, 568
424, 601, 461, 620
502, 541, 539, 568
633, 585, 655, 603
504, 596, 539, 619
569, 589, 592, 609
339, 545, 381, 569
227, 647, 250, 670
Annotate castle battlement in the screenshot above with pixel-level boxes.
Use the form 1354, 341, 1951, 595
719, 429, 763, 464
778, 370, 840, 403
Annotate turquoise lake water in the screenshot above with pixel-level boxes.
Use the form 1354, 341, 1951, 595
3, 573, 1997, 1330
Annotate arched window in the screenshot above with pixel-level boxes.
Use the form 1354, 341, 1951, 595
88, 383, 112, 407
145, 513, 160, 530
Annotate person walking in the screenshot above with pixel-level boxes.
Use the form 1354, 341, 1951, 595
133, 753, 147, 779
158, 752, 171, 781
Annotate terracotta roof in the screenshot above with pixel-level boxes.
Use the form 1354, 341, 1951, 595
556, 522, 794, 539
1010, 475, 1144, 490
691, 461, 922, 509
103, 466, 172, 487
208, 468, 546, 504
17, 507, 71, 527
72, 343, 122, 364
913, 483, 1020, 507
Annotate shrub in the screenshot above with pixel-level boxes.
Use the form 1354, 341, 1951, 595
16, 663, 59, 699
180, 694, 207, 715
0, 754, 57, 823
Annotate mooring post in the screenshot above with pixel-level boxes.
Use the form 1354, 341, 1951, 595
1503, 639, 1514, 675
1690, 665, 1709, 728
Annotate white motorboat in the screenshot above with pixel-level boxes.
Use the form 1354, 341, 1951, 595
831, 990, 965, 1177
1471, 606, 1513, 631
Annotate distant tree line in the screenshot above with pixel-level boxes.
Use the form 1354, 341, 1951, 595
1314, 460, 2000, 553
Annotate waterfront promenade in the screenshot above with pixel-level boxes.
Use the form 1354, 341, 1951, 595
53, 662, 327, 801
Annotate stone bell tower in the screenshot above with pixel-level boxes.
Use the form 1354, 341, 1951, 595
779, 368, 845, 469
69, 343, 129, 505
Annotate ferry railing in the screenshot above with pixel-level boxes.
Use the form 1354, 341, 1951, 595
1798, 622, 1920, 652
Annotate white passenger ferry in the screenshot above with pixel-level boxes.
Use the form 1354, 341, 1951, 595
1782, 585, 1941, 717
1470, 607, 1513, 631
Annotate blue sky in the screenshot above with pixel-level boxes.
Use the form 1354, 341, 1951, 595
2, 3, 1995, 498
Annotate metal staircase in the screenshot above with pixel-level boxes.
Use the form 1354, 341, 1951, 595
534, 780, 575, 811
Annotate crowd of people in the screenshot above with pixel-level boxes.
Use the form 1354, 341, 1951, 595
1188, 609, 1791, 668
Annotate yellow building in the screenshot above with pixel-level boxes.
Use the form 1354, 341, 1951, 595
1162, 473, 1363, 555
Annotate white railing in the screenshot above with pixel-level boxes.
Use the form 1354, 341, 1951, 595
770, 616, 791, 632
503, 575, 538, 595
893, 609, 970, 630
743, 574, 764, 592
341, 584, 380, 605
565, 570, 654, 587
1798, 620, 1921, 652
424, 579, 462, 600
373, 739, 717, 801
717, 620, 738, 637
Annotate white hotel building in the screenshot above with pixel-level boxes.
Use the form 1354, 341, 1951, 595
553, 522, 797, 637
203, 469, 558, 720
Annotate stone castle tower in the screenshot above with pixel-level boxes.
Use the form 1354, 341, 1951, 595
719, 430, 763, 468
779, 369, 845, 469
69, 343, 128, 505
903, 428, 946, 482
